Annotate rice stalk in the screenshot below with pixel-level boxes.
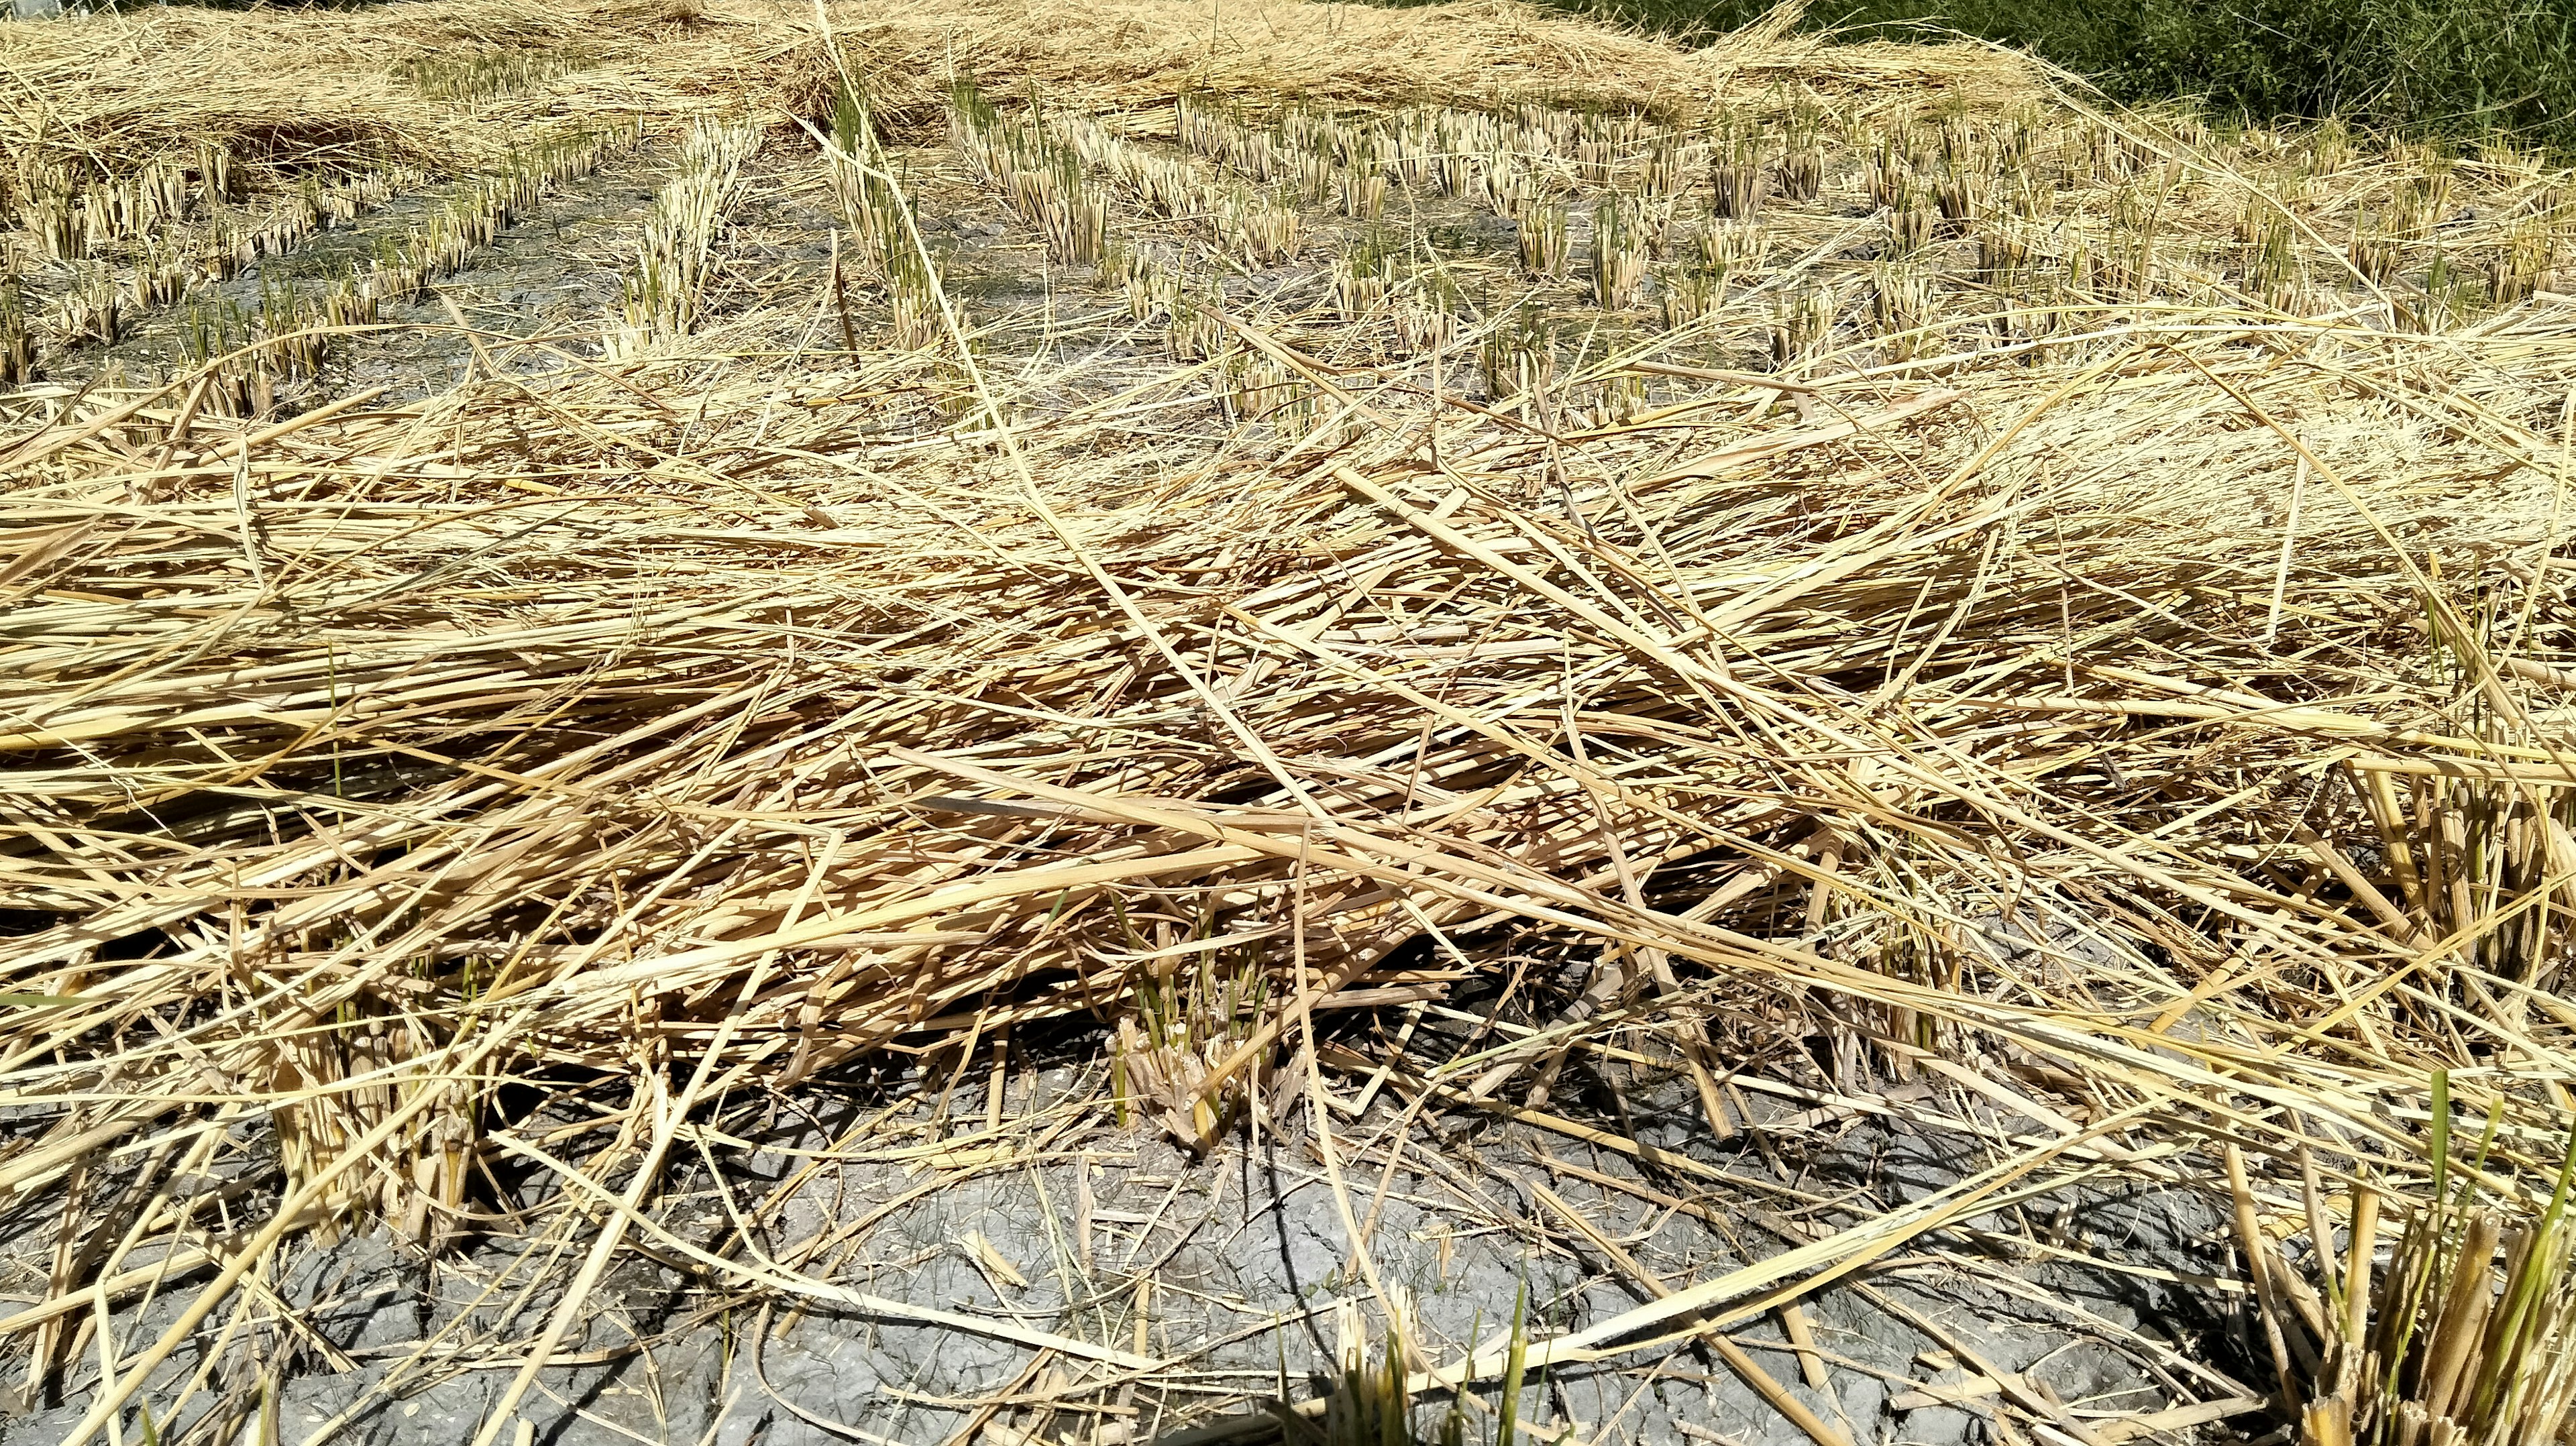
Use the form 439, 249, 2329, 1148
610, 117, 761, 353
1884, 175, 1935, 254
1389, 108, 1443, 192
1692, 215, 1767, 280
43, 262, 118, 349
1226, 187, 1303, 266
2491, 219, 2559, 305
1478, 308, 1554, 402
1332, 230, 1393, 323
1710, 111, 1765, 219
0, 276, 33, 386
1339, 161, 1388, 222
1589, 196, 1646, 309
2252, 1099, 2576, 1446
1391, 268, 1458, 354
1517, 201, 1567, 280
1655, 261, 1719, 329
1776, 93, 1824, 203
2310, 116, 2354, 177
1768, 284, 1834, 367
954, 79, 1112, 268
2352, 205, 2405, 285
195, 140, 237, 206
2240, 200, 2306, 310
1975, 213, 2033, 280
1306, 1306, 1493, 1446
2102, 182, 2163, 294
1868, 257, 1937, 359
396, 41, 599, 102
1933, 164, 1987, 235
824, 76, 906, 276
1641, 129, 1686, 198
19, 168, 80, 262
1162, 271, 1227, 361
1178, 90, 1278, 183
1864, 150, 1911, 213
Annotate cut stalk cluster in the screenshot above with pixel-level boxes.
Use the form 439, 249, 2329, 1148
1391, 270, 1458, 354
395, 42, 598, 101
1479, 310, 1554, 402
820, 77, 949, 353
1768, 284, 1835, 367
1509, 100, 1579, 159
1291, 149, 1338, 205
0, 275, 28, 385
2309, 117, 2353, 177
1691, 216, 1768, 281
2406, 155, 2456, 236
371, 125, 627, 309
50, 262, 121, 347
1269, 103, 1397, 222
2247, 1107, 2576, 1446
1933, 165, 1988, 235
1868, 257, 1937, 358
1988, 272, 2071, 352
1884, 173, 1935, 254
2239, 199, 2305, 309
125, 237, 188, 312
951, 77, 1109, 268
53, 123, 616, 388
1655, 261, 1719, 330
613, 117, 762, 351
1711, 113, 1765, 220
825, 78, 907, 278
2100, 182, 2162, 295
1976, 214, 2035, 282
13, 157, 190, 261
1224, 190, 1302, 267
1432, 108, 1503, 197
1112, 946, 1270, 1151
1866, 149, 1912, 214
1220, 349, 1311, 433
1589, 197, 1645, 309
1641, 130, 1689, 198
1064, 113, 1208, 223
1575, 129, 1617, 189
178, 292, 268, 416
1338, 162, 1388, 222
1331, 231, 1393, 322
1387, 109, 1446, 192
20, 184, 76, 262
256, 273, 331, 377
1472, 148, 1538, 219
884, 232, 943, 352
1568, 372, 1646, 430
1776, 96, 1825, 203
197, 140, 239, 205
1177, 91, 1279, 182
2492, 219, 2559, 303
1155, 271, 1228, 361
1517, 202, 1568, 279
2350, 207, 2404, 285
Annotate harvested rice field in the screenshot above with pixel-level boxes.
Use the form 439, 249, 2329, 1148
11, 1, 2576, 1443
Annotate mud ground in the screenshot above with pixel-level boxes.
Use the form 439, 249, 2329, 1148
0, 1000, 2268, 1445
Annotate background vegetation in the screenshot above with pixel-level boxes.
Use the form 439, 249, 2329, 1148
1444, 0, 2576, 148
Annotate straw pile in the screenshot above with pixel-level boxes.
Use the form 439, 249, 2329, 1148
9, 0, 2576, 1439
